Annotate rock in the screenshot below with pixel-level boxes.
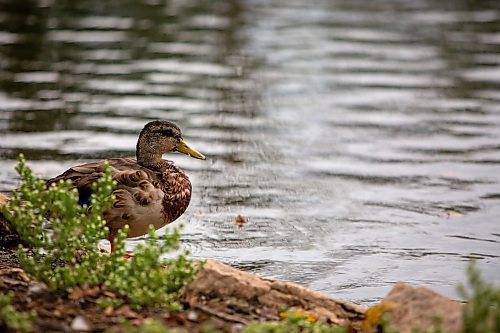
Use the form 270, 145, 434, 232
380, 282, 464, 333
231, 323, 245, 332
187, 310, 199, 322
71, 315, 91, 332
28, 282, 48, 295
183, 259, 366, 329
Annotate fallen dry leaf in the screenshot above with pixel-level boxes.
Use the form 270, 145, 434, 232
231, 215, 247, 226
68, 287, 85, 301
115, 305, 141, 319
68, 285, 101, 300
104, 306, 114, 316
102, 290, 117, 298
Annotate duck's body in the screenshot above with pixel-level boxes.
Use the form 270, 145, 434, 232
47, 121, 205, 250
48, 157, 192, 239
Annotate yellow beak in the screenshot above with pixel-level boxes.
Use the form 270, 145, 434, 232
176, 139, 206, 160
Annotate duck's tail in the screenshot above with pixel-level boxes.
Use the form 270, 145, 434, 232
0, 193, 9, 209
0, 193, 22, 246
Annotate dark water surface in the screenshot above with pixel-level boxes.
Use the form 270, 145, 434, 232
1, 0, 499, 304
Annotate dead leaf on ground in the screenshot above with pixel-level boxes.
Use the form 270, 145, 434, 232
104, 306, 114, 316
102, 290, 117, 298
115, 305, 142, 319
68, 286, 101, 301
68, 287, 85, 301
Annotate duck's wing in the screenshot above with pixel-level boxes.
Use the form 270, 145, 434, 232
48, 158, 156, 189
48, 160, 106, 194
48, 158, 166, 237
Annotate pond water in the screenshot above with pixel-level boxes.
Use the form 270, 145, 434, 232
1, 0, 499, 304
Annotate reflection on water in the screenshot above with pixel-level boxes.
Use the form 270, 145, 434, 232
1, 0, 500, 304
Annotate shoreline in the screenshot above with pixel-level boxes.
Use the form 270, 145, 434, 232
0, 213, 464, 333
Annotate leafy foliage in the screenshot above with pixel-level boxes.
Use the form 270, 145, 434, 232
0, 292, 36, 333
4, 154, 115, 290
3, 154, 200, 309
106, 226, 199, 310
107, 318, 184, 333
458, 261, 500, 333
361, 302, 397, 332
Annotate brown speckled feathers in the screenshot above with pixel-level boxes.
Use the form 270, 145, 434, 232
48, 157, 191, 238
46, 121, 205, 245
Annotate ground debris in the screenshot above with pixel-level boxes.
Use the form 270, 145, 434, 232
0, 235, 466, 333
183, 259, 366, 330
104, 306, 114, 316
194, 303, 250, 325
71, 315, 91, 332
28, 282, 48, 295
115, 305, 142, 319
0, 267, 30, 283
68, 285, 101, 301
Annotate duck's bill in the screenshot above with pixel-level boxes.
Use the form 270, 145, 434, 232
176, 139, 206, 160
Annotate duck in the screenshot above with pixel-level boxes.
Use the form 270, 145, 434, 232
47, 120, 205, 251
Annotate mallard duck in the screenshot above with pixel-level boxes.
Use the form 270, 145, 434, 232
47, 120, 205, 251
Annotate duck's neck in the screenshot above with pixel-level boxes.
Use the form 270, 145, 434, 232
137, 149, 168, 170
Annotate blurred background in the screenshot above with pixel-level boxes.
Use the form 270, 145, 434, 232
0, 0, 499, 305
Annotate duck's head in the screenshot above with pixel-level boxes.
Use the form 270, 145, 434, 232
136, 120, 205, 167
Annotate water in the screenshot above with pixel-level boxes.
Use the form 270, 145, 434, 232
1, 0, 499, 305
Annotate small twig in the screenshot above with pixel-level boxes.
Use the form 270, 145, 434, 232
194, 303, 249, 325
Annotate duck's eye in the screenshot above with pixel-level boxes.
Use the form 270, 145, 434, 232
162, 129, 174, 136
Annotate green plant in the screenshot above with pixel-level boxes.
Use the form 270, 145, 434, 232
97, 297, 124, 309
0, 291, 36, 333
106, 226, 200, 310
4, 153, 115, 290
242, 309, 347, 333
3, 154, 200, 310
458, 261, 500, 333
107, 318, 185, 333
